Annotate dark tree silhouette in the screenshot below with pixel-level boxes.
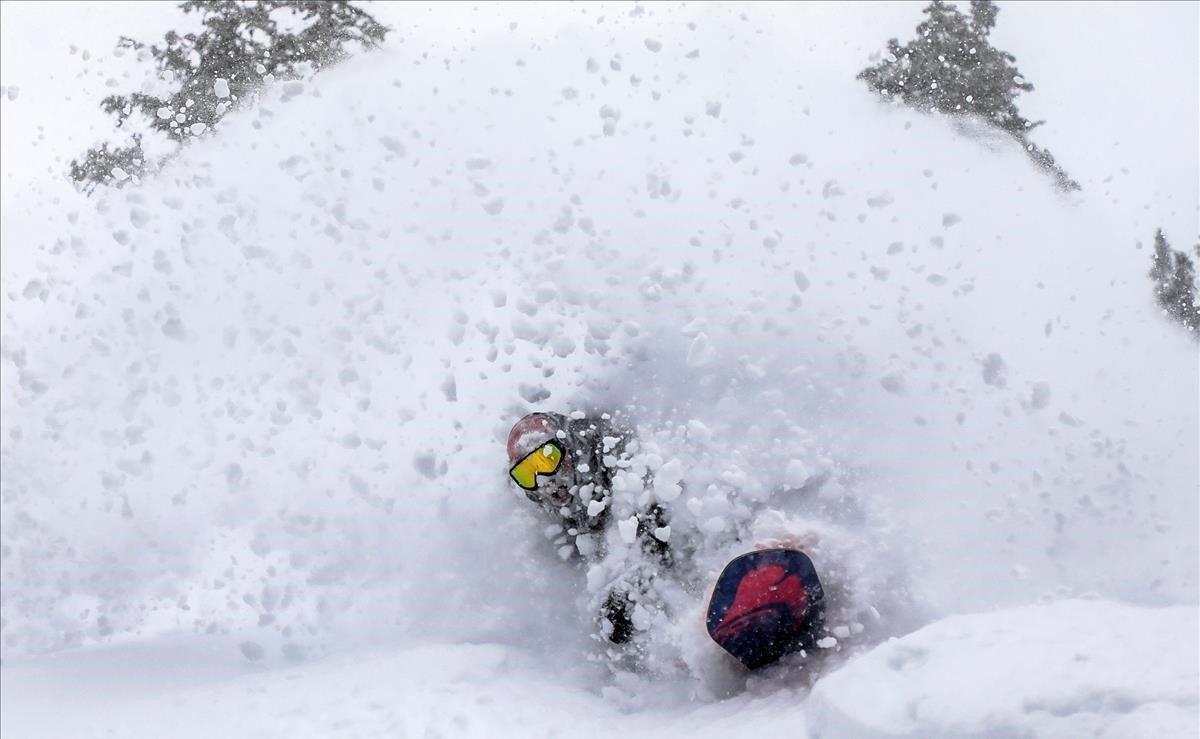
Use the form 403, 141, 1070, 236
1149, 229, 1200, 337
859, 0, 1078, 190
71, 0, 388, 193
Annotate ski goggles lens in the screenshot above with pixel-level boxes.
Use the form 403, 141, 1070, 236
510, 441, 564, 491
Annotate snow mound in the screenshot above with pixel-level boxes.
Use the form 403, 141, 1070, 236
807, 599, 1200, 738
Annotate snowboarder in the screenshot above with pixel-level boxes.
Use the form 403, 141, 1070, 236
507, 411, 667, 646
507, 412, 824, 670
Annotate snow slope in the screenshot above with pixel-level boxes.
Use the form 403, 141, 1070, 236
4, 600, 1191, 738
2, 1, 1197, 737
808, 599, 1198, 738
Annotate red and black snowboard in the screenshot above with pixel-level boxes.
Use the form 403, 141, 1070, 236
706, 548, 825, 669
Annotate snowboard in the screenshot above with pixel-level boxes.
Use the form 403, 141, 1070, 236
706, 548, 824, 669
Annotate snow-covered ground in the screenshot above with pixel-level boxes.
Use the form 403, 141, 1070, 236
2, 2, 1197, 737
5, 599, 1192, 737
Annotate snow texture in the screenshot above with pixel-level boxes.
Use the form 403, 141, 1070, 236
0, 1, 1196, 737
808, 600, 1198, 738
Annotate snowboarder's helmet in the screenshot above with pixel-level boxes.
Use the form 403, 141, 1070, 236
706, 548, 824, 669
507, 413, 575, 505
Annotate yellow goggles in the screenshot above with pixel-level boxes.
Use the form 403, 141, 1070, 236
510, 440, 564, 491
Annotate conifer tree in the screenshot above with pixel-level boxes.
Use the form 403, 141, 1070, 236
1149, 229, 1200, 337
859, 0, 1077, 190
70, 0, 387, 193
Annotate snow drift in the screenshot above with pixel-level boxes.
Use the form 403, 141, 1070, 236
2, 2, 1196, 736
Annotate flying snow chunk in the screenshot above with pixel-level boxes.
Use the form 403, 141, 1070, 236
686, 419, 712, 442
189, 122, 207, 135
280, 81, 305, 102
644, 38, 663, 52
111, 167, 130, 182
702, 516, 727, 534
1058, 412, 1083, 428
687, 332, 716, 367
440, 373, 457, 402
213, 78, 230, 98
587, 316, 616, 340
618, 516, 639, 544
162, 317, 186, 339
785, 459, 811, 487
653, 458, 684, 501
1029, 381, 1051, 410
156, 106, 173, 119
378, 136, 406, 156
793, 270, 810, 291
866, 191, 894, 208
519, 383, 550, 403
680, 317, 708, 337
238, 642, 265, 662
413, 452, 442, 479
551, 335, 576, 358
880, 370, 908, 395
631, 604, 654, 631
705, 100, 722, 118
22, 280, 45, 300
483, 198, 505, 215
653, 526, 671, 542
599, 105, 621, 136
587, 499, 608, 517
981, 353, 1008, 388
